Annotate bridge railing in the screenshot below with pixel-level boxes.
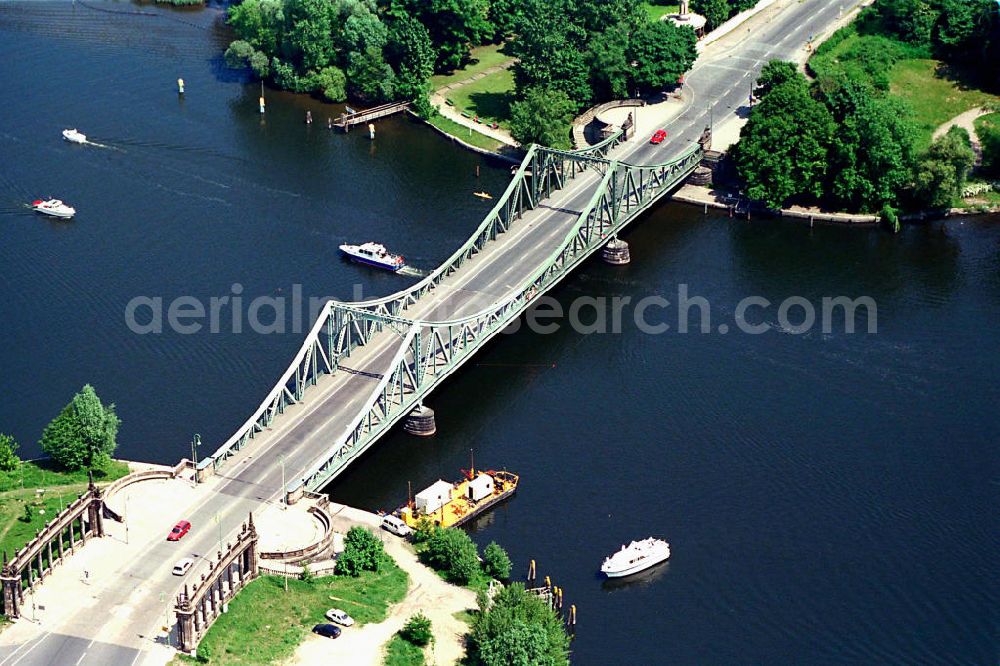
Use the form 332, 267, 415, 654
204, 127, 666, 476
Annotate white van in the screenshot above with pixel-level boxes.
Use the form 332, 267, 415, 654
381, 515, 411, 537
172, 557, 194, 576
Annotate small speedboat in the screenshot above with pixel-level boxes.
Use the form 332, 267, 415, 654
31, 199, 76, 219
339, 241, 405, 272
62, 129, 86, 144
600, 537, 670, 578
473, 191, 492, 199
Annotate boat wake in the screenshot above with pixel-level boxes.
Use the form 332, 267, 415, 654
397, 266, 429, 278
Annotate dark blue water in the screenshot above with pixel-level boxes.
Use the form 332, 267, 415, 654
1, 3, 997, 664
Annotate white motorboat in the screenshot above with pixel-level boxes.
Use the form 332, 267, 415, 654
339, 242, 405, 271
62, 129, 86, 144
600, 537, 670, 578
31, 199, 76, 219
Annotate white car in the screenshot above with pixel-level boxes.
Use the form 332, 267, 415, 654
172, 557, 194, 576
381, 515, 411, 537
325, 608, 355, 626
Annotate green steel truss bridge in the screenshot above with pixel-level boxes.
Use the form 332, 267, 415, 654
200, 130, 703, 497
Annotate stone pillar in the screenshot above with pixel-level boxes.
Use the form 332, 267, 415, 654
403, 404, 436, 436
176, 608, 193, 652
1, 556, 20, 619
57, 531, 64, 562
601, 237, 631, 265
87, 490, 104, 539
36, 553, 43, 580
47, 541, 53, 570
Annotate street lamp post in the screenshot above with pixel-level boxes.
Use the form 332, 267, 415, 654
190, 434, 201, 487
279, 455, 286, 510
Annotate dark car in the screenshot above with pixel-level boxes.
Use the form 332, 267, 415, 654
650, 129, 668, 145
167, 520, 191, 542
312, 623, 342, 639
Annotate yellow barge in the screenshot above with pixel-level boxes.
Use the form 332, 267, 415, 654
399, 468, 519, 529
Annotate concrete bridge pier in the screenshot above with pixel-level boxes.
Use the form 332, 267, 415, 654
404, 404, 436, 436
601, 237, 631, 265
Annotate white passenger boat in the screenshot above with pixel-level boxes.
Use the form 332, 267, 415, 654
31, 199, 76, 219
62, 128, 86, 144
600, 537, 670, 578
339, 242, 405, 272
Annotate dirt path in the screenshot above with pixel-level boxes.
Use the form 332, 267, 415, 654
933, 107, 991, 165
287, 536, 477, 666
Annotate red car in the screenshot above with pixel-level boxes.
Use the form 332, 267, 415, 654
167, 520, 191, 541
650, 129, 668, 145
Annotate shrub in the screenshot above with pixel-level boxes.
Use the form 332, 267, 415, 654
0, 434, 20, 472
299, 562, 314, 583
482, 542, 512, 580
423, 527, 480, 584
224, 40, 255, 70
401, 612, 433, 647
335, 526, 385, 577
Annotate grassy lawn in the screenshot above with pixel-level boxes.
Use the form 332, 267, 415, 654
445, 69, 515, 129
431, 44, 514, 91
642, 1, 680, 21
179, 563, 408, 665
0, 459, 129, 557
383, 634, 425, 666
425, 114, 504, 152
889, 59, 1000, 152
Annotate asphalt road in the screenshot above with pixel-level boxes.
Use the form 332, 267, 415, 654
0, 2, 855, 664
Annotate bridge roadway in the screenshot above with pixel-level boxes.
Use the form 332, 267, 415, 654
0, 2, 854, 664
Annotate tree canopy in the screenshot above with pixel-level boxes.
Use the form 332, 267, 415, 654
469, 583, 570, 666
732, 74, 835, 208
509, 86, 577, 149
40, 385, 120, 471
911, 125, 975, 209
335, 526, 385, 576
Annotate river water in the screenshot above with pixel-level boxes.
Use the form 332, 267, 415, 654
1, 3, 997, 663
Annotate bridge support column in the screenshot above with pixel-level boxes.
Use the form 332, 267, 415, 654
601, 237, 631, 265
403, 405, 436, 437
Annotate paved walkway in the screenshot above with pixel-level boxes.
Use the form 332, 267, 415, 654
430, 62, 518, 147
933, 106, 991, 165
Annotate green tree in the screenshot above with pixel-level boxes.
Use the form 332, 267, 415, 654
315, 65, 347, 101
755, 60, 798, 99
828, 95, 917, 212
875, 0, 937, 47
691, 0, 731, 31
509, 0, 592, 106
470, 583, 570, 666
423, 526, 481, 584
977, 113, 1000, 176
626, 20, 698, 94
911, 125, 975, 208
299, 562, 314, 583
335, 526, 385, 576
587, 27, 631, 101
482, 541, 511, 580
228, 0, 285, 54
509, 86, 576, 149
40, 385, 120, 471
576, 0, 645, 34
224, 40, 257, 70
401, 612, 433, 646
249, 51, 271, 78
346, 46, 397, 102
732, 76, 835, 208
393, 0, 491, 72
0, 433, 20, 472
22, 503, 33, 523
386, 13, 436, 100
283, 0, 338, 72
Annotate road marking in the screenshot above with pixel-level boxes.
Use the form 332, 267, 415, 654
6, 633, 51, 666
74, 652, 87, 666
